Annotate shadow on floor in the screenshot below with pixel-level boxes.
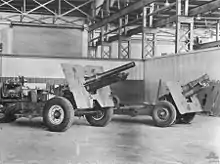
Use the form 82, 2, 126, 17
10, 118, 46, 130
10, 117, 90, 130
8, 116, 157, 131
111, 116, 155, 127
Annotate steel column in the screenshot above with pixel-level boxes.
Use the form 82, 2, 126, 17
216, 21, 220, 41
118, 18, 123, 58
142, 30, 157, 58
184, 0, 189, 16
117, 1, 130, 59
175, 20, 181, 53
176, 0, 181, 15
175, 16, 194, 53
175, 0, 195, 53
142, 6, 157, 59
142, 6, 147, 59
101, 43, 111, 58
149, 3, 154, 27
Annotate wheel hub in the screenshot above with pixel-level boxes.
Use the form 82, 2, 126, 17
157, 108, 169, 120
48, 105, 65, 125
54, 111, 61, 119
92, 110, 104, 121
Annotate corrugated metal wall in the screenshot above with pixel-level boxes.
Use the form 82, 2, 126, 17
1, 56, 143, 80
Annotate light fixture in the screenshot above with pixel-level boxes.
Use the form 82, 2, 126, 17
164, 0, 170, 7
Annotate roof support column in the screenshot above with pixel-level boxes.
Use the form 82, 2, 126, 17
175, 0, 194, 53
216, 21, 220, 41
142, 5, 157, 59
175, 16, 194, 53
117, 0, 130, 59
184, 0, 189, 16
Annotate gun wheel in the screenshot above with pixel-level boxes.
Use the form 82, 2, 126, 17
152, 101, 177, 127
86, 108, 113, 127
43, 96, 74, 132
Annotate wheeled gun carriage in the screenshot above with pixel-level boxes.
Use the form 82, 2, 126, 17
0, 62, 135, 132
113, 74, 210, 127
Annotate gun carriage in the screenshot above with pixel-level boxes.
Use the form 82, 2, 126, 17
113, 74, 210, 127
0, 62, 135, 132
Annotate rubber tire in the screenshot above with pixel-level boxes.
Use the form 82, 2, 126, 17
179, 112, 196, 124
86, 108, 113, 127
43, 96, 74, 132
0, 114, 17, 123
159, 94, 182, 124
152, 101, 177, 127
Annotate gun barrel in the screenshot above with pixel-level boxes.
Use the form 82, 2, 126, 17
183, 84, 204, 98
85, 62, 135, 84
182, 74, 209, 93
85, 72, 129, 93
182, 74, 210, 98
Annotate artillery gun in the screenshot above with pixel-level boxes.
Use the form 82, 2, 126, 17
114, 74, 211, 127
157, 74, 210, 125
0, 62, 135, 132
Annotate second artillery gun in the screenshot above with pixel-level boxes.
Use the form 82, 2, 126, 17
0, 62, 135, 132
114, 74, 210, 127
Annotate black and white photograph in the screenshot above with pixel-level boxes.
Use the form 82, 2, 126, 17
0, 0, 220, 163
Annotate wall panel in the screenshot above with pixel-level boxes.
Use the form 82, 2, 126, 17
1, 56, 143, 80
12, 26, 85, 57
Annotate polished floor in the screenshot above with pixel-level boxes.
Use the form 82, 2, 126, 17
0, 115, 219, 164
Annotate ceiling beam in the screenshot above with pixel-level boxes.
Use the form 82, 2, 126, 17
189, 1, 212, 6
154, 15, 177, 27
189, 0, 220, 15
89, 0, 155, 32
154, 0, 220, 27
96, 26, 159, 45
96, 26, 142, 45
148, 2, 176, 16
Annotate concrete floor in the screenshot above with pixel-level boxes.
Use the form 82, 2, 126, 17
0, 115, 220, 164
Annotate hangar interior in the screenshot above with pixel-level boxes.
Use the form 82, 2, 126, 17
1, 1, 220, 164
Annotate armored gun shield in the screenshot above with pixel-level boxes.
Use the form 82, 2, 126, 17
61, 63, 114, 109
166, 81, 203, 114
165, 74, 210, 114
